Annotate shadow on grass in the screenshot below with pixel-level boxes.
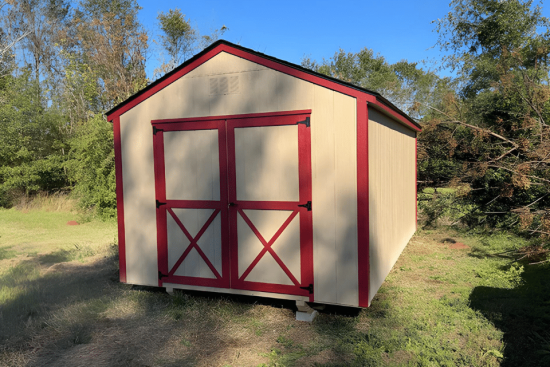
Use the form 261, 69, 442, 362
0, 254, 119, 342
469, 263, 550, 367
0, 253, 200, 366
38, 248, 75, 264
0, 246, 17, 260
2, 254, 310, 366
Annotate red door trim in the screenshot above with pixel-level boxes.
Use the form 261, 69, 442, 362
151, 110, 312, 125
113, 116, 127, 283
237, 209, 300, 286
298, 115, 313, 299
167, 208, 222, 279
153, 119, 230, 289
226, 112, 313, 299
153, 128, 167, 286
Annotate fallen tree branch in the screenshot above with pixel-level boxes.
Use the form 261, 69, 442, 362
425, 105, 519, 148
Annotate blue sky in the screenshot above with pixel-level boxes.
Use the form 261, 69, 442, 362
136, 0, 549, 79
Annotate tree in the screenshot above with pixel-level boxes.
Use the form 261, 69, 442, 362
434, 0, 550, 97
157, 9, 195, 67
301, 48, 452, 120
65, 0, 148, 112
0, 70, 67, 204
2, 0, 71, 99
66, 114, 116, 218
155, 8, 227, 76
426, 0, 550, 245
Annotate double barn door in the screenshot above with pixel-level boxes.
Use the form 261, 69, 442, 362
152, 112, 313, 298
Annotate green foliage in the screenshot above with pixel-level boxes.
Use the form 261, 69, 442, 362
435, 0, 550, 95
302, 48, 453, 120
419, 0, 550, 241
155, 8, 227, 76
476, 263, 525, 288
157, 8, 196, 65
0, 71, 68, 205
419, 189, 461, 227
67, 114, 116, 218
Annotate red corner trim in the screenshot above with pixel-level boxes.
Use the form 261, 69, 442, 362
415, 135, 418, 228
357, 98, 369, 307
113, 116, 127, 283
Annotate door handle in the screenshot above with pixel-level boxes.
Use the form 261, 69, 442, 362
228, 202, 236, 207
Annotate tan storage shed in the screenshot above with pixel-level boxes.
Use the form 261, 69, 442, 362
106, 40, 420, 309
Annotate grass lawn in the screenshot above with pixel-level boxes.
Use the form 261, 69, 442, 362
0, 205, 549, 366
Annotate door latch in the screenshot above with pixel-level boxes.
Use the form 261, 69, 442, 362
298, 201, 312, 211
300, 284, 313, 294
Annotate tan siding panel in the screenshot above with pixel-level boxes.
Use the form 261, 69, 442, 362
164, 130, 220, 201
333, 93, 358, 306
185, 51, 268, 78
311, 87, 337, 304
310, 90, 359, 306
368, 108, 416, 304
276, 72, 314, 111
234, 125, 299, 202
120, 102, 158, 286
209, 69, 279, 116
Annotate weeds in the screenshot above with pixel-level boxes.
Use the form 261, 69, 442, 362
12, 191, 76, 212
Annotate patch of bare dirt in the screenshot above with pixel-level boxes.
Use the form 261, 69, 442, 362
382, 350, 415, 365
449, 242, 470, 249
299, 348, 352, 366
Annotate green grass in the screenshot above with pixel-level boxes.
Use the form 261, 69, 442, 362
0, 208, 116, 256
421, 187, 456, 195
0, 203, 549, 366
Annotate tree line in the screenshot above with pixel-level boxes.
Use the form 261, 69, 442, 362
0, 0, 225, 217
0, 0, 548, 258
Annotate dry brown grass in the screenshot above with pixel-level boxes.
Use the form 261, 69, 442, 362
0, 251, 328, 367
11, 192, 76, 213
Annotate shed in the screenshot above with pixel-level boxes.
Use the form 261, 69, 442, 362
106, 40, 420, 310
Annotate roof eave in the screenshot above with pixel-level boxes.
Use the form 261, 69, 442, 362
106, 40, 420, 132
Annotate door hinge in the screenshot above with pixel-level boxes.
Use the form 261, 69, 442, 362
300, 284, 313, 294
298, 201, 312, 211
153, 126, 163, 135
156, 200, 166, 209
158, 271, 168, 280
296, 116, 310, 127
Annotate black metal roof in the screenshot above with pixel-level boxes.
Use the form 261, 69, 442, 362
106, 39, 420, 129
